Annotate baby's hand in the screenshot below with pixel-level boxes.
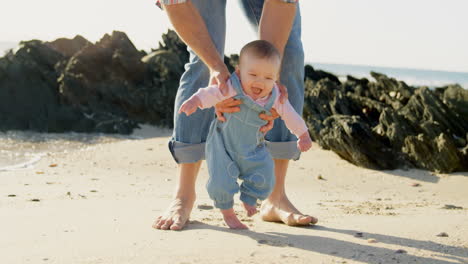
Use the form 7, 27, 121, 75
179, 96, 202, 116
297, 131, 312, 152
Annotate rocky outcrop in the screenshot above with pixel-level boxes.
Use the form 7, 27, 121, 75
46, 35, 92, 57
0, 40, 82, 132
304, 66, 468, 173
1, 31, 466, 172
0, 30, 188, 133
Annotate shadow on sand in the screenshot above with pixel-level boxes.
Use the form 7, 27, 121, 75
187, 221, 468, 264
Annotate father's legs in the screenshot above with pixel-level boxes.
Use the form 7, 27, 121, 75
153, 0, 227, 231
240, 0, 318, 225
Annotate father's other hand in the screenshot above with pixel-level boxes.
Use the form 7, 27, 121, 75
259, 108, 280, 134
258, 82, 287, 133
215, 98, 242, 122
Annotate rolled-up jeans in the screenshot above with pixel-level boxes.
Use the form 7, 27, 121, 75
169, 0, 305, 163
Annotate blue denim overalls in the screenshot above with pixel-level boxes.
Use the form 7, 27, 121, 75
205, 74, 277, 209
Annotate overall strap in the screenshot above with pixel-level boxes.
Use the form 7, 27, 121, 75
229, 73, 244, 96
264, 84, 278, 110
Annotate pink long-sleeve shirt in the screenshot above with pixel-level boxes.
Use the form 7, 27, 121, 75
192, 80, 308, 138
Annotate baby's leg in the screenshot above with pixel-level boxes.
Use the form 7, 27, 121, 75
239, 155, 275, 218
221, 208, 248, 229
242, 202, 258, 217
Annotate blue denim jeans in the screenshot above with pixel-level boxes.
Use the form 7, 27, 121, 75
169, 0, 304, 163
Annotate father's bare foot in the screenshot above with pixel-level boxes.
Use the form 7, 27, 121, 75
260, 195, 318, 226
152, 197, 195, 231
242, 202, 258, 217
221, 208, 248, 229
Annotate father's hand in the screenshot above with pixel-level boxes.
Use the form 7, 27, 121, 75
211, 64, 242, 122
259, 108, 280, 134
215, 98, 242, 122
210, 64, 231, 96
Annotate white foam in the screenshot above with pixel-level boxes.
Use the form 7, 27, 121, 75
0, 153, 45, 172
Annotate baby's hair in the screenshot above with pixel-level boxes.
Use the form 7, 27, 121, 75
239, 40, 281, 62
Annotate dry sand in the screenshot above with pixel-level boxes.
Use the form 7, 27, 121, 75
1, 126, 467, 264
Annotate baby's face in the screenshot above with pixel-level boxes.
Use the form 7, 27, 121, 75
237, 55, 281, 100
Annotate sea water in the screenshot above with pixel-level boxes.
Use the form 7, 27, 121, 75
0, 131, 130, 172
311, 62, 468, 89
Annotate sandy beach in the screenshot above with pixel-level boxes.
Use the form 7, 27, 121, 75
1, 126, 467, 264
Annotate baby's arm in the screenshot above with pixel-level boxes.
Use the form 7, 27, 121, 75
179, 83, 236, 116
274, 99, 313, 152
178, 95, 202, 116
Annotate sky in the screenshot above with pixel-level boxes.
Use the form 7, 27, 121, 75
1, 0, 467, 73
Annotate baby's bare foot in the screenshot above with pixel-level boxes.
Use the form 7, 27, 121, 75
220, 208, 248, 229
242, 202, 258, 217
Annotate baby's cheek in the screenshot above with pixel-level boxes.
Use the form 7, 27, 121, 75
265, 84, 275, 93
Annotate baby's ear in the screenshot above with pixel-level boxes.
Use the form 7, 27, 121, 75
235, 66, 240, 75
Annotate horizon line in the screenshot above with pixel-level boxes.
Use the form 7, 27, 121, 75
306, 61, 468, 75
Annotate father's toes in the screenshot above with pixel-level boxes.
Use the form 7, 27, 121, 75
161, 219, 174, 230
170, 217, 185, 231
283, 213, 313, 226
293, 214, 318, 225
295, 214, 313, 225
309, 215, 318, 225
152, 216, 162, 228
154, 219, 166, 229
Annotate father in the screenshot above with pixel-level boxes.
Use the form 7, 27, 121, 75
153, 0, 318, 230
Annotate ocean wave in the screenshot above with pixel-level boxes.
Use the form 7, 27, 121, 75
0, 152, 45, 172
0, 130, 125, 171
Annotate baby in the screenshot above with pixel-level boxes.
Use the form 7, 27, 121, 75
179, 40, 312, 229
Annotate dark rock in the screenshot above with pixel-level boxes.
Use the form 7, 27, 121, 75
373, 108, 419, 150
0, 30, 188, 133
441, 204, 463, 210
343, 75, 370, 97
46, 35, 91, 57
442, 84, 468, 131
303, 78, 363, 140
461, 144, 468, 170
57, 30, 187, 129
0, 40, 80, 132
399, 87, 467, 138
304, 64, 341, 84
197, 204, 214, 210
58, 31, 146, 107
318, 115, 400, 170
436, 232, 449, 237
303, 70, 467, 172
225, 54, 238, 73
402, 133, 462, 172
354, 232, 363, 238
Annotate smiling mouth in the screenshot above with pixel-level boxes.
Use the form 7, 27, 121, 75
252, 87, 262, 94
